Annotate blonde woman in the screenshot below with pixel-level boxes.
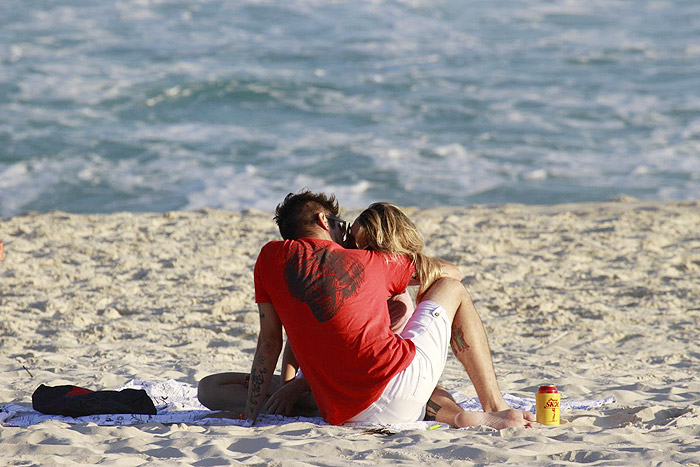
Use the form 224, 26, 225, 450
348, 202, 463, 333
339, 202, 530, 428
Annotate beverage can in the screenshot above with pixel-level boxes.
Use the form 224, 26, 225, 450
536, 384, 561, 425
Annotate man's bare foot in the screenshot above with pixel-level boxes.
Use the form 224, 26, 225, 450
453, 409, 535, 430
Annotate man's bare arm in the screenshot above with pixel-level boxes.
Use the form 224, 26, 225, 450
265, 377, 311, 416
244, 302, 283, 424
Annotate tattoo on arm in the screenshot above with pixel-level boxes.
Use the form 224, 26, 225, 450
425, 399, 442, 421
247, 353, 266, 412
450, 326, 470, 354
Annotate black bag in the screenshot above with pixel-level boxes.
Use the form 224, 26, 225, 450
32, 384, 157, 417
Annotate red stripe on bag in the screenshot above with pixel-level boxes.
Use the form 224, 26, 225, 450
66, 386, 95, 397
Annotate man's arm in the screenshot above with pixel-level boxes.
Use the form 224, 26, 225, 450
244, 302, 283, 424
265, 341, 313, 416
265, 377, 312, 416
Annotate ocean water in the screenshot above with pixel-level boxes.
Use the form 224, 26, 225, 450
1, 0, 699, 216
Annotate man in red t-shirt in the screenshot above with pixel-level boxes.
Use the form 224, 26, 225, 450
244, 190, 534, 429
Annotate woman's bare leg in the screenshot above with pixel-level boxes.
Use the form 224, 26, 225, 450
388, 291, 414, 334
420, 278, 534, 428
426, 386, 533, 429
420, 278, 507, 411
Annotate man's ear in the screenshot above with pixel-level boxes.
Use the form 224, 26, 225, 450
317, 212, 331, 232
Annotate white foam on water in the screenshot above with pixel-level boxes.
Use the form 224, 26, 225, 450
0, 160, 61, 215
2, 0, 699, 215
183, 167, 373, 213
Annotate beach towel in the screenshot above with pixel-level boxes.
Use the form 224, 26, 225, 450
1, 379, 616, 430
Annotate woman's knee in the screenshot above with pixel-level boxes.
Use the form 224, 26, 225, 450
428, 277, 467, 298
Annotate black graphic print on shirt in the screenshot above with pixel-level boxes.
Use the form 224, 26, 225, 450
285, 244, 365, 322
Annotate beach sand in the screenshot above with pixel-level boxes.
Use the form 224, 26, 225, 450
1, 200, 699, 466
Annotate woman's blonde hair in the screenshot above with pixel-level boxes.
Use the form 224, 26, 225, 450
355, 202, 442, 299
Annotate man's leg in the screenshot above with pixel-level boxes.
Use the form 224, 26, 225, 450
197, 372, 254, 411
420, 278, 534, 427
198, 372, 319, 416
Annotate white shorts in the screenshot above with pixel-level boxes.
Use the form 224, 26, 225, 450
346, 300, 451, 424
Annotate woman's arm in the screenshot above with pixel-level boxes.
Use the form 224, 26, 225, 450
439, 259, 462, 281
280, 340, 299, 383
408, 258, 461, 286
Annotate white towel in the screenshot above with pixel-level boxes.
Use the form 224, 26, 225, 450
0, 379, 615, 429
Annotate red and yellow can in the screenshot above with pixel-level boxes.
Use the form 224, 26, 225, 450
536, 385, 561, 425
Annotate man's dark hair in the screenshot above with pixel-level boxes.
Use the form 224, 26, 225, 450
274, 189, 340, 240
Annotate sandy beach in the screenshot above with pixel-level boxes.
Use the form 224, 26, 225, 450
1, 200, 699, 466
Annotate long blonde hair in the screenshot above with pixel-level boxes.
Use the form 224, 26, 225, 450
355, 202, 442, 300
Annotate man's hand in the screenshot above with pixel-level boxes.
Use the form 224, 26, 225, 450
264, 378, 310, 416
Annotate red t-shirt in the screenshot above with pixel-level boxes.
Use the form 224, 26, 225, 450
254, 237, 416, 425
